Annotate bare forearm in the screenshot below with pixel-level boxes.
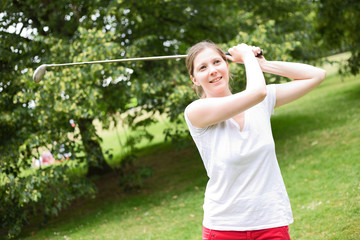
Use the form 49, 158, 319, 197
260, 60, 327, 108
260, 60, 326, 81
227, 44, 266, 91
244, 56, 267, 90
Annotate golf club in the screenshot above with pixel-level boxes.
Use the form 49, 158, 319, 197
33, 55, 187, 83
33, 50, 263, 83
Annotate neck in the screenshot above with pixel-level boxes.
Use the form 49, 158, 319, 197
205, 88, 232, 98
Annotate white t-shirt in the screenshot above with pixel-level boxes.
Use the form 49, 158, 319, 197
184, 85, 293, 231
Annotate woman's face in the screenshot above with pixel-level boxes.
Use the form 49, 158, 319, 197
192, 48, 231, 98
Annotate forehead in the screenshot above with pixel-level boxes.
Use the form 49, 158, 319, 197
194, 48, 222, 66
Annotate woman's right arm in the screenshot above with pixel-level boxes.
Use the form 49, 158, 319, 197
186, 44, 267, 128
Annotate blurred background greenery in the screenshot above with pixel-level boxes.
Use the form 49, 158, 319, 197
0, 0, 359, 238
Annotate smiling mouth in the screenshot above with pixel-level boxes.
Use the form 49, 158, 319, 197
210, 77, 222, 83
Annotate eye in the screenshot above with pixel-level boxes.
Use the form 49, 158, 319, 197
214, 59, 221, 65
199, 65, 206, 71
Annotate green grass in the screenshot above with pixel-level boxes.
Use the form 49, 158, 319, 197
272, 73, 360, 239
96, 113, 174, 167
7, 55, 360, 240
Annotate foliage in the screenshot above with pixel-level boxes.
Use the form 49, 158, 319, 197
0, 162, 95, 239
116, 153, 153, 192
225, 20, 301, 92
316, 0, 360, 75
28, 27, 132, 174
0, 0, 356, 238
1, 0, 250, 236
0, 1, 111, 237
0, 0, 111, 38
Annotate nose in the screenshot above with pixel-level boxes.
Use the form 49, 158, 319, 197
209, 65, 218, 76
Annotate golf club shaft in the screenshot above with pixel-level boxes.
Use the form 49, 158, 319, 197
33, 50, 263, 82
45, 55, 187, 68
43, 50, 262, 68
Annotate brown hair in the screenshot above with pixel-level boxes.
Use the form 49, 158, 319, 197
186, 41, 227, 98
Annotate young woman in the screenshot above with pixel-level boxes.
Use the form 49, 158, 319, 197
184, 41, 326, 240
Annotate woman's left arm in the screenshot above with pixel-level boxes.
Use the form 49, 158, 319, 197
259, 59, 327, 108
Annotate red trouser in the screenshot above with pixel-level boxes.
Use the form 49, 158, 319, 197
202, 226, 291, 240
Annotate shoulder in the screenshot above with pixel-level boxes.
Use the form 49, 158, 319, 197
184, 100, 199, 125
184, 99, 204, 121
184, 100, 212, 135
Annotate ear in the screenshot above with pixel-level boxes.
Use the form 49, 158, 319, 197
191, 75, 201, 86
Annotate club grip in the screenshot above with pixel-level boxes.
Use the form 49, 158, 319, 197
225, 49, 263, 58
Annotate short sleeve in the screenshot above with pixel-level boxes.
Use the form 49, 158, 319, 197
263, 84, 277, 115
184, 105, 208, 137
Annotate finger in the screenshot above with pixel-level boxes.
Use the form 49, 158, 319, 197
256, 48, 261, 56
226, 54, 235, 62
251, 46, 260, 55
227, 47, 235, 56
256, 49, 263, 58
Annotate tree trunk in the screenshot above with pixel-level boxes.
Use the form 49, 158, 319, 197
78, 118, 112, 176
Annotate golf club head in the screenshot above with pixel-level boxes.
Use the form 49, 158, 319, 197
33, 64, 47, 83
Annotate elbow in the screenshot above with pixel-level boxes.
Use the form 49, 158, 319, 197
245, 86, 267, 105
256, 87, 267, 102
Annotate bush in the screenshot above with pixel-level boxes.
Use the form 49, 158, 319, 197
0, 161, 96, 239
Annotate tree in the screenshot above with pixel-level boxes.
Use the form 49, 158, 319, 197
1, 0, 255, 236
0, 0, 112, 237
0, 0, 114, 173
316, 0, 360, 75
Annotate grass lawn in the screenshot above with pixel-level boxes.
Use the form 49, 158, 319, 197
9, 58, 360, 240
96, 112, 174, 167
